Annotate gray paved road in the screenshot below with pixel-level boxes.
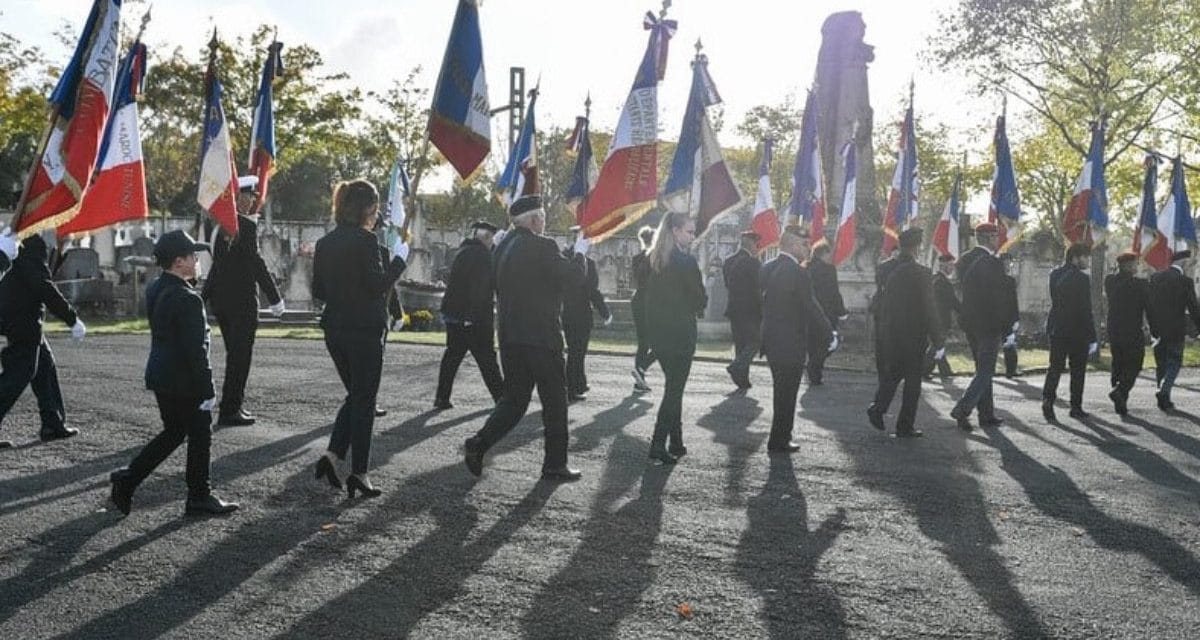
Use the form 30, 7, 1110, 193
0, 335, 1198, 639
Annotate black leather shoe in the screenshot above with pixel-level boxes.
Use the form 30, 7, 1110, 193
979, 415, 1004, 427
1109, 390, 1128, 415
315, 456, 342, 489
894, 429, 924, 439
1068, 407, 1089, 420
434, 400, 454, 411
950, 409, 974, 433
768, 442, 801, 453
0, 440, 12, 449
648, 448, 678, 465
1042, 401, 1057, 423
541, 467, 583, 482
374, 408, 388, 418
668, 445, 688, 458
217, 413, 255, 427
464, 438, 484, 477
185, 494, 239, 516
1156, 393, 1174, 412
109, 469, 134, 516
346, 474, 382, 498
867, 406, 886, 431
39, 427, 79, 442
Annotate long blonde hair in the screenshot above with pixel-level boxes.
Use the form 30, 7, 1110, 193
647, 211, 691, 274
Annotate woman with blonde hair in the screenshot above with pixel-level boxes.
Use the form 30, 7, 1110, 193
311, 179, 409, 498
642, 212, 707, 464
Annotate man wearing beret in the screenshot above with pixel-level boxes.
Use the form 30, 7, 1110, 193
464, 195, 587, 481
1041, 243, 1098, 422
110, 230, 238, 516
1149, 250, 1200, 411
722, 230, 763, 389
950, 222, 1009, 431
1105, 252, 1153, 415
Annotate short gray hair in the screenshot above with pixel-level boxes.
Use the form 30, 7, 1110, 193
512, 209, 545, 229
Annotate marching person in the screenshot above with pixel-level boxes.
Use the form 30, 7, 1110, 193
201, 176, 285, 427
463, 195, 587, 481
806, 242, 847, 386
311, 179, 408, 498
434, 220, 505, 410
1149, 249, 1200, 412
1001, 253, 1021, 378
630, 225, 657, 392
562, 226, 612, 402
642, 211, 707, 464
761, 226, 832, 452
950, 222, 1009, 432
722, 230, 762, 390
108, 230, 238, 516
926, 254, 959, 378
871, 248, 902, 386
0, 233, 86, 449
1041, 244, 1097, 422
1105, 252, 1153, 415
867, 228, 942, 437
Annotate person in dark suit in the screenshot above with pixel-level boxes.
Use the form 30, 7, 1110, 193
1149, 250, 1200, 411
562, 226, 612, 401
722, 231, 762, 389
642, 211, 707, 464
868, 227, 943, 437
1105, 252, 1153, 415
109, 230, 238, 516
200, 176, 284, 427
464, 195, 587, 481
806, 243, 847, 385
1000, 254, 1021, 378
926, 254, 959, 378
1041, 244, 1098, 422
761, 226, 833, 452
950, 222, 1009, 431
311, 179, 408, 498
630, 226, 657, 393
871, 248, 901, 386
0, 234, 86, 449
435, 220, 505, 410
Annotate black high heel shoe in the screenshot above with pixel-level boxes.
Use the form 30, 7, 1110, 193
315, 456, 342, 489
346, 475, 382, 499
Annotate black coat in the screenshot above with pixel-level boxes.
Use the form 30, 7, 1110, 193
808, 258, 847, 325
722, 248, 762, 321
871, 256, 901, 319
1002, 273, 1020, 334
1046, 263, 1096, 343
492, 226, 586, 352
0, 235, 78, 343
957, 246, 1010, 337
562, 253, 610, 331
440, 238, 495, 327
631, 252, 651, 317
877, 254, 942, 358
932, 272, 960, 334
760, 254, 831, 364
201, 214, 281, 314
312, 224, 407, 333
1105, 271, 1152, 345
644, 246, 708, 357
1149, 266, 1200, 342
144, 272, 215, 399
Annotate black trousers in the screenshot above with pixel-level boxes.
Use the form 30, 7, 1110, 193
127, 393, 212, 498
1043, 337, 1088, 408
651, 353, 693, 450
215, 308, 258, 417
767, 356, 804, 447
1110, 340, 1144, 400
435, 323, 504, 403
728, 317, 760, 384
0, 337, 66, 433
564, 322, 592, 396
874, 348, 925, 432
471, 345, 569, 470
1003, 345, 1019, 376
873, 324, 887, 386
633, 302, 656, 373
324, 328, 385, 475
954, 332, 1000, 419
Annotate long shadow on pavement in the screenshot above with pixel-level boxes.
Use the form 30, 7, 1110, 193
1052, 416, 1200, 496
1120, 412, 1200, 461
570, 394, 654, 454
696, 392, 765, 507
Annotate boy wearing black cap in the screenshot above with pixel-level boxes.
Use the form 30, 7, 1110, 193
1105, 252, 1152, 415
110, 230, 238, 516
1149, 250, 1200, 411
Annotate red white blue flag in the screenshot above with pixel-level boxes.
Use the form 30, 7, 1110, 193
1062, 121, 1108, 246
197, 35, 239, 237
833, 140, 857, 266
932, 170, 962, 260
58, 39, 148, 238
497, 89, 539, 205
13, 0, 122, 237
988, 110, 1021, 251
1133, 154, 1170, 271
429, 0, 491, 182
790, 90, 826, 245
579, 10, 676, 241
881, 98, 919, 256
248, 40, 283, 213
1156, 156, 1196, 255
750, 138, 780, 252
564, 111, 598, 221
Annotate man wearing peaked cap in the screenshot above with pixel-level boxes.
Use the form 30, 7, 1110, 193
201, 175, 284, 427
949, 221, 1008, 432
110, 229, 239, 516
722, 230, 763, 389
1148, 249, 1200, 411
1105, 251, 1153, 415
561, 225, 612, 402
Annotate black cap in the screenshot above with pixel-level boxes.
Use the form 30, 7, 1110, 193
508, 194, 543, 217
153, 230, 210, 262
899, 227, 923, 249
1172, 249, 1192, 262
470, 220, 499, 233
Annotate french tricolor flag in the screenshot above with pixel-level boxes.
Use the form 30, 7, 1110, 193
932, 170, 962, 260
832, 140, 857, 266
196, 35, 239, 237
58, 39, 148, 238
750, 139, 780, 252
790, 89, 826, 245
988, 110, 1021, 251
1133, 154, 1170, 271
496, 89, 538, 205
881, 99, 919, 257
248, 40, 283, 213
564, 111, 599, 221
1157, 156, 1196, 256
1062, 121, 1108, 246
14, 0, 122, 237
429, 0, 491, 182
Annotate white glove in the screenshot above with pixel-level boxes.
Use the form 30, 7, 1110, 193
827, 332, 840, 353
837, 314, 850, 321
934, 347, 946, 360
391, 238, 410, 261
1088, 342, 1098, 356
1151, 335, 1161, 348
0, 226, 17, 261
71, 319, 86, 341
603, 315, 613, 327
493, 229, 507, 245
573, 236, 591, 255
199, 398, 216, 412
269, 300, 286, 317
391, 318, 405, 331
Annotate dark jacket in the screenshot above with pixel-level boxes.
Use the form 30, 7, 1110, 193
631, 252, 651, 317
0, 235, 78, 343
808, 258, 847, 326
957, 246, 1010, 337
201, 214, 281, 313
312, 224, 407, 333
144, 272, 215, 399
644, 246, 708, 357
492, 226, 586, 352
1149, 266, 1200, 342
760, 254, 831, 364
440, 238, 495, 327
871, 256, 901, 319
562, 252, 610, 331
932, 272, 960, 334
722, 248, 762, 321
877, 254, 942, 359
1046, 263, 1096, 343
1001, 273, 1020, 336
1105, 271, 1152, 345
